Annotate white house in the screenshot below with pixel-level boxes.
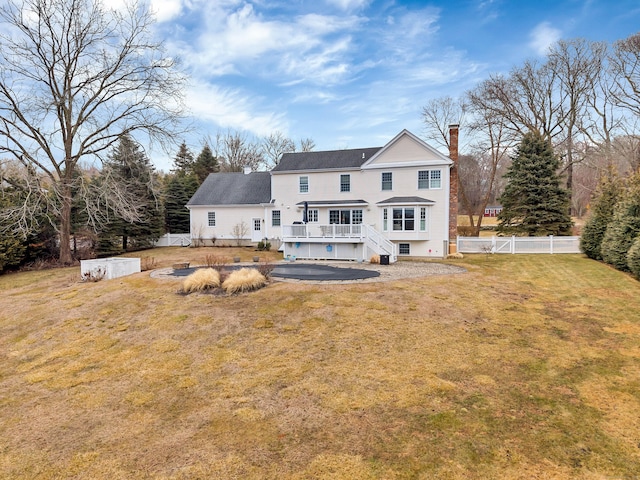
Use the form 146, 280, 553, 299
187, 127, 460, 262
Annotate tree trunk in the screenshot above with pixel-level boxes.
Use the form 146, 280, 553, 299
59, 184, 74, 264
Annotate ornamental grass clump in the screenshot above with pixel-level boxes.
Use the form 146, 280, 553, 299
222, 267, 266, 294
182, 268, 220, 293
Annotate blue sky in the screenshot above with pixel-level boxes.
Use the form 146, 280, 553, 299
141, 0, 640, 170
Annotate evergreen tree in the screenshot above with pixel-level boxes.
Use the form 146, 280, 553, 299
580, 169, 623, 260
627, 236, 640, 279
497, 132, 573, 236
163, 142, 199, 233
193, 144, 220, 185
601, 172, 640, 272
97, 135, 164, 253
163, 173, 198, 233
172, 141, 195, 175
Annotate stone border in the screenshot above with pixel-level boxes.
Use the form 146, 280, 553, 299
150, 260, 466, 284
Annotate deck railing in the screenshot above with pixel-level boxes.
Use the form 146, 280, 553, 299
282, 224, 363, 239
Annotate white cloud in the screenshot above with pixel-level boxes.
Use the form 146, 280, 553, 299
324, 0, 370, 11
529, 21, 562, 56
150, 0, 182, 22
172, 3, 361, 86
184, 81, 287, 137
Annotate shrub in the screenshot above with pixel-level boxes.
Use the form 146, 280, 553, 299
601, 174, 640, 272
204, 255, 230, 270
627, 236, 640, 280
257, 261, 275, 279
257, 240, 271, 251
0, 237, 27, 273
222, 268, 266, 294
370, 254, 380, 264
581, 172, 622, 260
182, 268, 220, 293
457, 225, 475, 237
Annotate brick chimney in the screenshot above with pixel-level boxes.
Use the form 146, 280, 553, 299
448, 124, 459, 252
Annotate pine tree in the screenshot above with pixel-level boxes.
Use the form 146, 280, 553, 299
163, 174, 198, 234
162, 142, 199, 233
627, 236, 640, 279
601, 172, 640, 272
172, 141, 195, 175
497, 132, 573, 236
97, 135, 164, 253
580, 169, 622, 260
193, 144, 220, 185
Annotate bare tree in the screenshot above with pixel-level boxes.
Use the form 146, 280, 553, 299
548, 39, 609, 213
0, 0, 184, 263
422, 94, 512, 236
420, 96, 467, 151
212, 130, 263, 172
610, 32, 640, 119
262, 131, 295, 169
298, 138, 315, 152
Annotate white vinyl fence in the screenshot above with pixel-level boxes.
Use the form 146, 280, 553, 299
457, 235, 581, 254
155, 233, 191, 247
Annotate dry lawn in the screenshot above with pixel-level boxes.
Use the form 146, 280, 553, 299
1, 248, 640, 479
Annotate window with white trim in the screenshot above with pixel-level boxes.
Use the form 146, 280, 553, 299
272, 210, 281, 226
340, 174, 351, 192
383, 208, 388, 231
392, 208, 414, 231
399, 243, 410, 255
418, 170, 442, 189
420, 207, 427, 231
381, 172, 392, 191
308, 209, 319, 222
329, 209, 363, 224
207, 211, 216, 227
299, 176, 309, 193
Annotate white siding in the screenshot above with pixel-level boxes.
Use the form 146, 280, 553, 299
189, 205, 271, 245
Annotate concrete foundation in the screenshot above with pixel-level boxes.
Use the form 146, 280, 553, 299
81, 257, 141, 280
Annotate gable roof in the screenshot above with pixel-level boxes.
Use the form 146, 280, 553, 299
362, 129, 453, 169
187, 172, 271, 206
272, 147, 382, 173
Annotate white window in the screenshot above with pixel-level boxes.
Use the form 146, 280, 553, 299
420, 207, 427, 231
308, 209, 319, 222
392, 208, 414, 231
207, 211, 215, 227
381, 172, 392, 191
418, 170, 442, 189
329, 209, 362, 224
272, 210, 281, 226
383, 208, 388, 231
299, 176, 309, 193
399, 243, 410, 255
340, 174, 350, 192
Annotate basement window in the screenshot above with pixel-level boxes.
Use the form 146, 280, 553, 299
399, 243, 410, 255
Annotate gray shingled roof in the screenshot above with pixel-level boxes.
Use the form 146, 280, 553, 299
272, 147, 382, 172
377, 196, 435, 204
187, 172, 271, 206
